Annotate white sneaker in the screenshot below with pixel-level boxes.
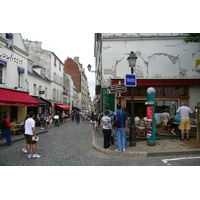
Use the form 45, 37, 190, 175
123, 148, 126, 152
32, 154, 41, 158
28, 154, 32, 159
22, 148, 28, 153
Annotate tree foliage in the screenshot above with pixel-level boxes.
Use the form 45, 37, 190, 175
184, 33, 200, 43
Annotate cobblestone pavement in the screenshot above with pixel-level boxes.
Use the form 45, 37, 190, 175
1, 120, 200, 166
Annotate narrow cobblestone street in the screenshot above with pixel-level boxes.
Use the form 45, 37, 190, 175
1, 120, 200, 166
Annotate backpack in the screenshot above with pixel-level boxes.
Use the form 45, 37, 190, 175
0, 119, 7, 129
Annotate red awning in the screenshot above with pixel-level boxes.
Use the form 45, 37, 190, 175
0, 88, 38, 107
55, 104, 70, 110
111, 79, 200, 86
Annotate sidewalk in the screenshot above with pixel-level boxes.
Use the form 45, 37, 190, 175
0, 127, 48, 147
92, 129, 200, 157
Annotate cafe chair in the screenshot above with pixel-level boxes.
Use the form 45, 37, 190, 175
136, 119, 146, 136
135, 116, 140, 128
10, 123, 20, 136
160, 115, 170, 133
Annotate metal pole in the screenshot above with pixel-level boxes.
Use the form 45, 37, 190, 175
129, 67, 136, 146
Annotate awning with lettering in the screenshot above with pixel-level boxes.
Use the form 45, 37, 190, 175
0, 60, 7, 66
55, 104, 70, 110
0, 88, 38, 107
111, 79, 200, 86
32, 96, 51, 107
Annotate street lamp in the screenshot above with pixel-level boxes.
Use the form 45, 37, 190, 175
127, 51, 138, 146
87, 64, 96, 73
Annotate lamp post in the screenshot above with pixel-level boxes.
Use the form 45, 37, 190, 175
127, 51, 138, 146
87, 64, 96, 73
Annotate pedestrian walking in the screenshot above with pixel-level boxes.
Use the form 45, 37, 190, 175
101, 110, 112, 150
45, 113, 50, 129
40, 113, 45, 129
176, 102, 193, 141
62, 111, 66, 124
0, 115, 12, 146
76, 110, 80, 124
113, 104, 128, 152
21, 115, 29, 153
90, 112, 95, 129
105, 105, 115, 145
25, 111, 41, 158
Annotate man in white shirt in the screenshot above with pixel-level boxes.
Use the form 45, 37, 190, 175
25, 111, 41, 158
176, 102, 193, 141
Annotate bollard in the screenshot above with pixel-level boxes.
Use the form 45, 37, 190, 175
145, 87, 156, 146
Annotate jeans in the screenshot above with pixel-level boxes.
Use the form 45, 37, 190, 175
0, 128, 12, 145
114, 127, 126, 151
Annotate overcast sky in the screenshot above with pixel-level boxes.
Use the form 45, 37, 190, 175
21, 32, 96, 99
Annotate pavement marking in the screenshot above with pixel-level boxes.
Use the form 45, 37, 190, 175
161, 156, 200, 165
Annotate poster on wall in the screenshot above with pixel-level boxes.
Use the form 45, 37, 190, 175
146, 106, 153, 136
101, 88, 115, 113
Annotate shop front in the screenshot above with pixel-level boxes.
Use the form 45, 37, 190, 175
0, 88, 38, 122
31, 96, 52, 116
111, 79, 200, 124
54, 104, 70, 115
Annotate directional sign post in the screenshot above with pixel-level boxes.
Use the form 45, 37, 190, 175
107, 84, 126, 94
124, 74, 137, 87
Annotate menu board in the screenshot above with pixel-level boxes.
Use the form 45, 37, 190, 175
101, 88, 115, 113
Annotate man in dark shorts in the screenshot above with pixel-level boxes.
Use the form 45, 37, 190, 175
25, 111, 41, 158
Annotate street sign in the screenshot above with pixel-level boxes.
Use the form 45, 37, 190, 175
39, 91, 45, 94
107, 84, 126, 94
124, 74, 137, 87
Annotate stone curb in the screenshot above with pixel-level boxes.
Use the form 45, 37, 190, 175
92, 130, 200, 157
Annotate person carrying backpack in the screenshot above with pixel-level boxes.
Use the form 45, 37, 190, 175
113, 104, 128, 152
0, 115, 12, 146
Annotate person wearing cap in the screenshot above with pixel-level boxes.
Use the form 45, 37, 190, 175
0, 115, 12, 146
176, 102, 193, 141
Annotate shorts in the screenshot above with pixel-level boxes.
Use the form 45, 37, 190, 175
25, 134, 36, 144
179, 118, 191, 131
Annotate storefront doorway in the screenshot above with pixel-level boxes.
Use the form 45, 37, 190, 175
126, 100, 146, 118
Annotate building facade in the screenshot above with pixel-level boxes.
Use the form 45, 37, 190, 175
94, 33, 200, 123
64, 57, 90, 111
23, 39, 67, 115
0, 33, 38, 122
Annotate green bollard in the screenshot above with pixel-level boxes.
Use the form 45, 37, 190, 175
145, 87, 156, 146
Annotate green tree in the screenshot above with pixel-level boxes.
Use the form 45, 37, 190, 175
184, 33, 200, 43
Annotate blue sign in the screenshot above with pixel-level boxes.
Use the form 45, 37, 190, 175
124, 74, 137, 87
17, 67, 25, 73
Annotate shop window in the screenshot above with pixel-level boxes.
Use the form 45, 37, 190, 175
0, 65, 3, 84
54, 57, 57, 66
155, 100, 177, 116
18, 71, 21, 87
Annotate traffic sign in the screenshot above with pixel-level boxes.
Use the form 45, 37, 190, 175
124, 74, 137, 87
107, 84, 126, 94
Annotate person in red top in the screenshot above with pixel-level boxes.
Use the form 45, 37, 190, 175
0, 115, 12, 146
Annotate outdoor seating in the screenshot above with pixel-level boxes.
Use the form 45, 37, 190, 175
136, 119, 146, 136
10, 123, 20, 136
160, 115, 170, 132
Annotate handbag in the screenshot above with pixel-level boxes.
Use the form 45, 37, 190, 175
174, 108, 181, 122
